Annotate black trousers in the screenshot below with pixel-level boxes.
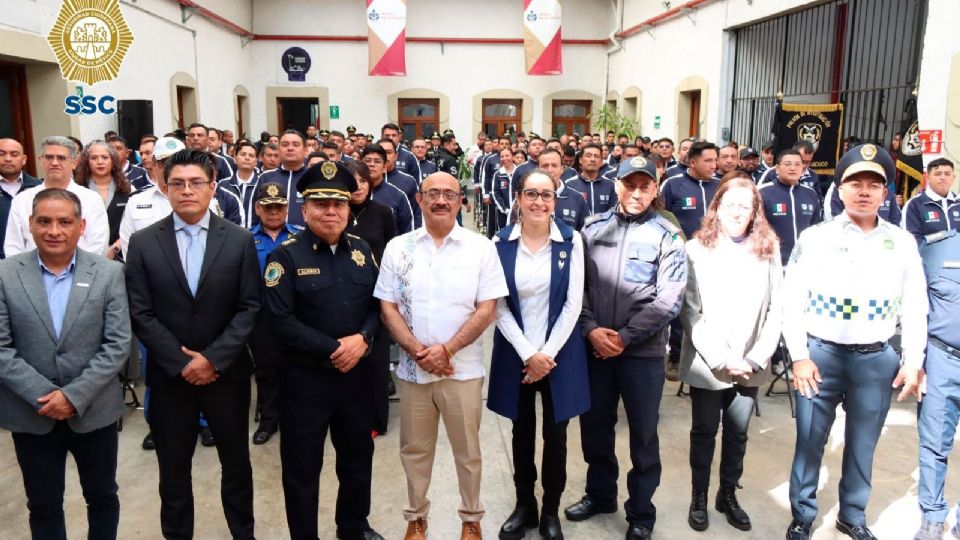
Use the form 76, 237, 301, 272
667, 318, 683, 361
512, 378, 569, 516
12, 422, 120, 540
149, 379, 254, 540
689, 385, 758, 491
249, 315, 280, 431
279, 359, 375, 539
580, 355, 664, 528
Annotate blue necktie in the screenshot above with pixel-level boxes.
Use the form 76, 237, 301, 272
185, 224, 203, 297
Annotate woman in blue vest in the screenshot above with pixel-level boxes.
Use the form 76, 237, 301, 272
488, 169, 590, 540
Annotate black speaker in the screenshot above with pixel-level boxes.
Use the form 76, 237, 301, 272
116, 100, 154, 147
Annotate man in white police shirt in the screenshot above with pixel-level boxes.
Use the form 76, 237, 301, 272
782, 143, 927, 540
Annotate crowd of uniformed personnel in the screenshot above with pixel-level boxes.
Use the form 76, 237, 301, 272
0, 118, 956, 540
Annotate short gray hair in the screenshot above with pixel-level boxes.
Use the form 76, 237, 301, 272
31, 188, 82, 219
40, 136, 79, 159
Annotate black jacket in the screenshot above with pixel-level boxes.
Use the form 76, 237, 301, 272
347, 199, 396, 264
125, 212, 261, 389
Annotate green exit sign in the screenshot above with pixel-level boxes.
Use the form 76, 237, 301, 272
329, 105, 340, 120
654, 115, 661, 129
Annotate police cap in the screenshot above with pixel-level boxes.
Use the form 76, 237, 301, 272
153, 136, 185, 161
740, 147, 759, 159
296, 161, 358, 201
254, 182, 288, 205
318, 129, 330, 137
616, 155, 658, 181
442, 128, 455, 136
346, 125, 357, 133
835, 143, 895, 185
430, 132, 441, 140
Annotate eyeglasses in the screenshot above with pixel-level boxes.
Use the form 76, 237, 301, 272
41, 154, 72, 163
420, 189, 461, 202
166, 180, 211, 191
520, 189, 557, 202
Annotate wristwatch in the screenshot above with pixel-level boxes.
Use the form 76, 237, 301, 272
360, 330, 373, 346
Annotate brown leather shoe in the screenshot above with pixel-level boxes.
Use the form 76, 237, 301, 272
461, 521, 482, 540
403, 518, 427, 540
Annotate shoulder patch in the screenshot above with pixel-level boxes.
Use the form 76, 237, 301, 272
264, 261, 284, 287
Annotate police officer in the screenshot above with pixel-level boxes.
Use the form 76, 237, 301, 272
565, 155, 687, 540
758, 149, 823, 266
264, 161, 384, 540
249, 182, 302, 445
737, 147, 763, 183
783, 144, 927, 540
566, 143, 617, 215
902, 158, 960, 243
411, 138, 438, 183
380, 123, 421, 180
538, 148, 590, 230
914, 228, 960, 540
823, 172, 902, 226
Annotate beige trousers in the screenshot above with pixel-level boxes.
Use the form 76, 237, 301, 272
398, 377, 485, 523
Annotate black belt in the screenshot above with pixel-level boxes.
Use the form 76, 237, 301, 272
930, 336, 960, 360
808, 335, 886, 354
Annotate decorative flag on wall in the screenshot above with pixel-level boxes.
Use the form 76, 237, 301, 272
523, 0, 563, 75
895, 96, 924, 199
367, 0, 406, 76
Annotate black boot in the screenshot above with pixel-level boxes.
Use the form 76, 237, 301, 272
499, 500, 538, 540
688, 489, 709, 531
539, 514, 563, 540
716, 486, 751, 531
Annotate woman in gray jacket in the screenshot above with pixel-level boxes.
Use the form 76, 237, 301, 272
679, 171, 783, 533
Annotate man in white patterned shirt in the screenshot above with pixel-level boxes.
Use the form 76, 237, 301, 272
375, 172, 507, 540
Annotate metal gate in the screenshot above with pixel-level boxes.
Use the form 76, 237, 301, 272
729, 0, 926, 149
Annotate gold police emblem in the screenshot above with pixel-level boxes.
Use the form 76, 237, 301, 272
351, 249, 366, 267
264, 262, 284, 287
860, 144, 878, 161
47, 0, 135, 86
266, 184, 280, 197
630, 156, 647, 168
321, 161, 338, 180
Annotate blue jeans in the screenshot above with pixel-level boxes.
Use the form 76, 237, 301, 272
789, 338, 899, 525
918, 343, 960, 522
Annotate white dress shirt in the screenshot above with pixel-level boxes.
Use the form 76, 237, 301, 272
782, 211, 928, 369
119, 184, 225, 258
494, 222, 584, 363
4, 181, 109, 258
374, 225, 508, 384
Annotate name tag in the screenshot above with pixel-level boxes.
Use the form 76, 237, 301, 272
297, 268, 320, 275
945, 261, 960, 269
76, 282, 89, 288
116, 202, 127, 207
136, 204, 152, 209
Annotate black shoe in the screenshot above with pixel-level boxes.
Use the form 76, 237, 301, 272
141, 431, 155, 450
836, 520, 877, 540
387, 379, 397, 396
626, 523, 652, 540
499, 503, 538, 540
564, 496, 617, 522
336, 528, 385, 540
786, 520, 811, 540
715, 487, 751, 531
539, 515, 563, 540
252, 426, 276, 445
688, 489, 709, 531
199, 426, 215, 447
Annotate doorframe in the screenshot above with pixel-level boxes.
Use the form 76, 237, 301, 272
0, 62, 36, 177
266, 86, 329, 135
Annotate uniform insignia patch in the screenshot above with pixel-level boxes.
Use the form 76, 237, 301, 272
860, 144, 877, 161
281, 237, 297, 246
630, 156, 647, 168
559, 251, 567, 259
47, 0, 135, 86
351, 249, 366, 267
264, 262, 284, 287
883, 238, 894, 250
266, 184, 280, 197
297, 268, 320, 275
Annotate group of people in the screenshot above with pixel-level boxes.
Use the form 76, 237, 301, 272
0, 119, 955, 540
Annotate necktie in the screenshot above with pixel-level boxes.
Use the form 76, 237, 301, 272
185, 224, 203, 297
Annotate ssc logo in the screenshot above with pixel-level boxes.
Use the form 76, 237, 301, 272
368, 9, 380, 21
46, 0, 134, 85
64, 94, 116, 115
525, 10, 538, 22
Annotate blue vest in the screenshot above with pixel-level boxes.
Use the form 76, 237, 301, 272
487, 222, 591, 422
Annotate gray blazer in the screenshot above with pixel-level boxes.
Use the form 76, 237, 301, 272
0, 249, 131, 434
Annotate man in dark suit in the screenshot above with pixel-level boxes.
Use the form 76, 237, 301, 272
125, 149, 261, 539
0, 187, 132, 539
0, 138, 41, 259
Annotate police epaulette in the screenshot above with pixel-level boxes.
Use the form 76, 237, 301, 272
925, 231, 949, 244
281, 237, 298, 246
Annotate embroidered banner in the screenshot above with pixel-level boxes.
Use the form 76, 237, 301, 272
523, 0, 562, 75
367, 0, 406, 76
773, 102, 844, 175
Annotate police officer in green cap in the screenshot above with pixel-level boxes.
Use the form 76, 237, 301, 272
264, 161, 384, 540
